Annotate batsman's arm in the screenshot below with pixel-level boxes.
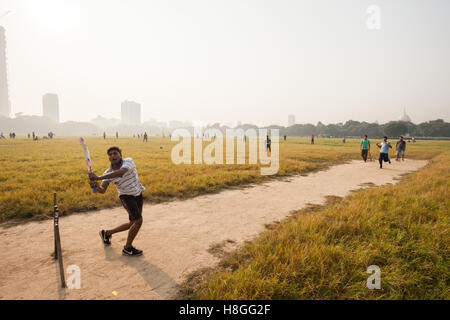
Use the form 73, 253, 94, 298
99, 168, 128, 180
90, 180, 109, 194
89, 168, 128, 181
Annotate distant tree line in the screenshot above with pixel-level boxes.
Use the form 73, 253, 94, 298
272, 119, 450, 138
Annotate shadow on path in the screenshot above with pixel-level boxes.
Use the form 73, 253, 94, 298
103, 246, 180, 299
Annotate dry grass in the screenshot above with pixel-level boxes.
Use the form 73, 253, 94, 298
0, 137, 447, 223
181, 150, 450, 300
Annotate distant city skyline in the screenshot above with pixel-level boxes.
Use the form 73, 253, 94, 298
1, 101, 423, 127
0, 0, 449, 126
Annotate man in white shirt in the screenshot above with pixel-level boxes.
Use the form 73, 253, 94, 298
88, 146, 146, 256
376, 136, 392, 169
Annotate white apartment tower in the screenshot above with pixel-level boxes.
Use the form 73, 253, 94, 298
0, 26, 10, 117
42, 93, 60, 123
121, 100, 141, 125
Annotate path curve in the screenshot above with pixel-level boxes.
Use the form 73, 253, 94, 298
0, 159, 428, 300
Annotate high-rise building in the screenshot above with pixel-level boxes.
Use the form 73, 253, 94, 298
121, 100, 141, 125
0, 26, 10, 118
288, 114, 295, 127
42, 93, 60, 123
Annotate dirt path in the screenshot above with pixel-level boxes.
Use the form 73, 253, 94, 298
0, 159, 428, 300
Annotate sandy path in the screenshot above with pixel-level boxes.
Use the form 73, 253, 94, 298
0, 159, 427, 300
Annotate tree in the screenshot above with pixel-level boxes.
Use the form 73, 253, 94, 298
383, 121, 409, 137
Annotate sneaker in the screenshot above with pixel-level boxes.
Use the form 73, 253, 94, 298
99, 230, 112, 245
122, 246, 143, 256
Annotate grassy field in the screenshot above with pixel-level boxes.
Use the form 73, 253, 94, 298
181, 149, 450, 300
0, 137, 448, 223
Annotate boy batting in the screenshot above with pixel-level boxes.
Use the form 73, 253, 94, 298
88, 146, 146, 256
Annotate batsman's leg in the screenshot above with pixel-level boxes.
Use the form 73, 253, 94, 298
125, 218, 143, 249
106, 222, 133, 237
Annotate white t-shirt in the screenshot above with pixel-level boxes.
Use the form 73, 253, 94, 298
102, 158, 146, 196
379, 141, 391, 154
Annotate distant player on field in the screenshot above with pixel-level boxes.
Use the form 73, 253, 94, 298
88, 146, 146, 256
266, 135, 271, 152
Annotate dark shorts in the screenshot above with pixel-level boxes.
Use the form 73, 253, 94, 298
379, 153, 390, 163
119, 193, 143, 221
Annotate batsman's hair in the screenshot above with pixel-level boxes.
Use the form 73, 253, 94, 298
107, 146, 122, 156
383, 136, 388, 139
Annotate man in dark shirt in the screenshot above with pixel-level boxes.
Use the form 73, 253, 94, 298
396, 136, 406, 161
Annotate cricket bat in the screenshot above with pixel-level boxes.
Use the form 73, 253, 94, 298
80, 137, 97, 193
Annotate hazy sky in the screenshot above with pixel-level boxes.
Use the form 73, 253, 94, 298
0, 0, 449, 126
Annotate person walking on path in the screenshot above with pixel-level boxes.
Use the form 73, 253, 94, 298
396, 136, 406, 161
360, 135, 370, 162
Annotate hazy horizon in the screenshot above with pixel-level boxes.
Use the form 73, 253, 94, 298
0, 0, 449, 126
